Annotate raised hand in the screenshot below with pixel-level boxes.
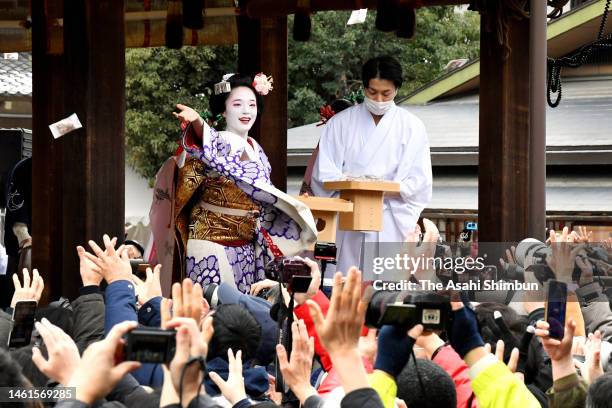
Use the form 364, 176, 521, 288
576, 330, 604, 384
132, 264, 163, 306
547, 228, 583, 284
173, 104, 204, 139
11, 268, 44, 308
294, 257, 322, 305
249, 279, 277, 297
164, 316, 214, 403
484, 339, 522, 381
161, 279, 205, 329
276, 320, 317, 404
535, 319, 577, 381
85, 234, 131, 285
173, 104, 201, 125
67, 321, 141, 405
31, 318, 81, 385
575, 226, 592, 243
306, 267, 369, 355
306, 267, 371, 393
76, 245, 103, 286
209, 349, 248, 405
405, 219, 440, 282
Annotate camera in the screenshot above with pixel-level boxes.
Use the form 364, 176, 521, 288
265, 257, 312, 293
365, 290, 451, 331
515, 239, 551, 269
123, 328, 176, 364
502, 238, 612, 283
314, 242, 337, 262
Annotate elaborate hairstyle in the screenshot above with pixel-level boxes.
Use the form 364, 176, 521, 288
362, 56, 404, 89
209, 74, 265, 118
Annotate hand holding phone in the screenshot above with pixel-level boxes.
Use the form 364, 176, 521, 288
8, 300, 37, 348
545, 279, 568, 340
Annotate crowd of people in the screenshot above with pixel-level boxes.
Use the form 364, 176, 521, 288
2, 224, 612, 408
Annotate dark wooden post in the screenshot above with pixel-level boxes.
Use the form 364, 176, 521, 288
238, 4, 289, 191
32, 0, 125, 301
478, 6, 545, 243
32, 0, 65, 303
528, 0, 547, 241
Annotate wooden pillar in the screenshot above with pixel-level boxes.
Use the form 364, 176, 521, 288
32, 0, 65, 303
238, 3, 288, 191
478, 7, 542, 243
32, 0, 125, 301
528, 0, 547, 241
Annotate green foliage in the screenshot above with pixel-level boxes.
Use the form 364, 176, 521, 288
125, 7, 479, 180
287, 7, 480, 126
125, 46, 237, 183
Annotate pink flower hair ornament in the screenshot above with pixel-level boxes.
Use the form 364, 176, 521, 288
253, 73, 274, 96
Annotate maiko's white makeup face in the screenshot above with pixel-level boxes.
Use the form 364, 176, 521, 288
223, 86, 258, 138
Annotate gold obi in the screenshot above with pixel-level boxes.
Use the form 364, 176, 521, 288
175, 157, 260, 247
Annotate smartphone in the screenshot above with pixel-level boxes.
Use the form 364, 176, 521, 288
8, 300, 37, 348
465, 221, 478, 231
123, 328, 176, 364
545, 280, 567, 340
130, 260, 150, 280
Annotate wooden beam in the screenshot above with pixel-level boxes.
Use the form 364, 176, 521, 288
245, 0, 468, 17
238, 6, 289, 191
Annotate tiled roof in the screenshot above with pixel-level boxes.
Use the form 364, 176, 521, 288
0, 52, 32, 97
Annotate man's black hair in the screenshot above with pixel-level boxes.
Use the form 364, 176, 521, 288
361, 56, 403, 89
209, 74, 264, 118
396, 358, 456, 408
587, 374, 612, 408
208, 304, 262, 361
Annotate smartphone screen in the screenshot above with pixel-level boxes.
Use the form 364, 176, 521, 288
545, 280, 567, 340
8, 300, 37, 348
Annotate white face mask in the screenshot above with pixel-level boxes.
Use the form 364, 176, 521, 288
364, 96, 396, 116
224, 86, 258, 138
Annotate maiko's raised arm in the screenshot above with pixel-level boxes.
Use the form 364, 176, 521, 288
173, 104, 204, 140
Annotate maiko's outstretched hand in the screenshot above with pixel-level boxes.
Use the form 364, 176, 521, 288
173, 104, 204, 138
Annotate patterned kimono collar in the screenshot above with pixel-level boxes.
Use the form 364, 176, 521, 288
218, 130, 258, 160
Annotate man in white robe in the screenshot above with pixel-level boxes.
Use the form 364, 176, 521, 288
311, 56, 432, 276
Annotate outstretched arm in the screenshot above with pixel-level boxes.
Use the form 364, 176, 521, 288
173, 104, 204, 140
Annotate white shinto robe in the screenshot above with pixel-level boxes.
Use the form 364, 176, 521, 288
311, 102, 433, 276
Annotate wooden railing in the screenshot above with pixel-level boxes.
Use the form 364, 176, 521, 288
421, 209, 612, 242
